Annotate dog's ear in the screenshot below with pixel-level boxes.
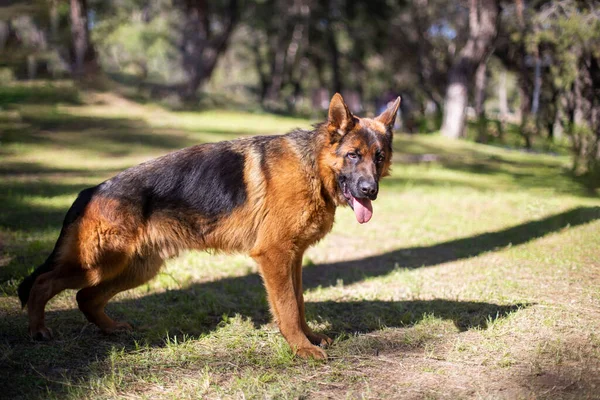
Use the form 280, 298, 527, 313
328, 93, 355, 135
376, 97, 401, 132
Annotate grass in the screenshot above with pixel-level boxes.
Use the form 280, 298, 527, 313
1, 84, 600, 399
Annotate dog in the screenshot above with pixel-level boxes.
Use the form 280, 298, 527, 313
18, 93, 400, 359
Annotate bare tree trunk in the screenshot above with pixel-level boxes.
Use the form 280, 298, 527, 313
474, 62, 487, 116
441, 0, 499, 139
531, 52, 542, 116
498, 69, 508, 118
0, 20, 9, 51
474, 61, 488, 142
27, 54, 37, 80
498, 69, 508, 141
49, 0, 59, 41
326, 0, 342, 94
442, 69, 469, 138
570, 73, 587, 172
264, 0, 290, 104
288, 56, 310, 111
328, 24, 342, 94
519, 81, 533, 149
518, 40, 536, 149
69, 0, 96, 76
180, 0, 239, 100
413, 0, 445, 122
250, 34, 270, 102
70, 0, 86, 75
265, 0, 309, 105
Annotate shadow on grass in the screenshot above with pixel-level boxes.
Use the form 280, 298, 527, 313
0, 181, 96, 234
0, 296, 527, 399
395, 139, 597, 197
2, 206, 598, 398
5, 112, 194, 156
302, 206, 600, 289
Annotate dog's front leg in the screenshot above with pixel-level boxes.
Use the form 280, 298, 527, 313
292, 252, 333, 347
252, 246, 327, 360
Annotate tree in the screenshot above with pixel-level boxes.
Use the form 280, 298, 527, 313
177, 0, 240, 100
70, 0, 98, 76
529, 1, 600, 179
441, 0, 499, 139
473, 60, 489, 142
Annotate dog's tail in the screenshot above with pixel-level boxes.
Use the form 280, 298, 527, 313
18, 258, 55, 308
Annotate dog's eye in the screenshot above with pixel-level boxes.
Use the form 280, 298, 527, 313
347, 152, 358, 160
375, 153, 385, 163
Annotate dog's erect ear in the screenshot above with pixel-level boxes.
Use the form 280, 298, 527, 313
376, 97, 401, 131
328, 93, 355, 134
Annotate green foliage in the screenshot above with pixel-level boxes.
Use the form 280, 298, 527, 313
523, 2, 600, 177
92, 1, 182, 82
0, 82, 80, 105
529, 7, 600, 91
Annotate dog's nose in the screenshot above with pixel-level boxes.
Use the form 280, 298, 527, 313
359, 181, 378, 199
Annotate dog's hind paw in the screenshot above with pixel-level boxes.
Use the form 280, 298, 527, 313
296, 345, 328, 360
101, 321, 133, 334
30, 326, 53, 341
308, 332, 333, 348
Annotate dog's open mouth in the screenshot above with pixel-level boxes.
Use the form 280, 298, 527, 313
342, 182, 373, 224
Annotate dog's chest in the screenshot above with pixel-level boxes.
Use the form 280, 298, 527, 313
297, 201, 336, 246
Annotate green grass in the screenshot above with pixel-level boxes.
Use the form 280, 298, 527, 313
1, 85, 600, 399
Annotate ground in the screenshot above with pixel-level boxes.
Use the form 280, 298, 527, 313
1, 82, 599, 399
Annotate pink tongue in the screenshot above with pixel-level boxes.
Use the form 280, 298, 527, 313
351, 196, 373, 224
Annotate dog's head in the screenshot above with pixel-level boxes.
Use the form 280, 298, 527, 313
324, 93, 400, 224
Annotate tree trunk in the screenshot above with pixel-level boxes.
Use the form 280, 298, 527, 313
497, 69, 508, 141
441, 0, 499, 139
474, 61, 488, 142
519, 82, 533, 149
49, 0, 59, 42
250, 35, 270, 102
328, 26, 342, 94
180, 0, 239, 100
326, 0, 342, 94
413, 0, 445, 120
498, 69, 508, 118
260, 0, 310, 107
474, 62, 487, 116
0, 20, 9, 51
69, 0, 96, 76
531, 52, 542, 116
442, 70, 469, 138
264, 0, 290, 104
27, 54, 37, 80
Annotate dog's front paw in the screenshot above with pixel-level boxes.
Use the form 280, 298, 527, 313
296, 345, 328, 360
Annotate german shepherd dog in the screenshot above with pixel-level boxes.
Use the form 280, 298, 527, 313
18, 94, 400, 359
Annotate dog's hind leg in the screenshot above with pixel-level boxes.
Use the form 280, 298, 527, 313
27, 266, 88, 340
27, 252, 129, 340
76, 279, 133, 334
76, 254, 163, 334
